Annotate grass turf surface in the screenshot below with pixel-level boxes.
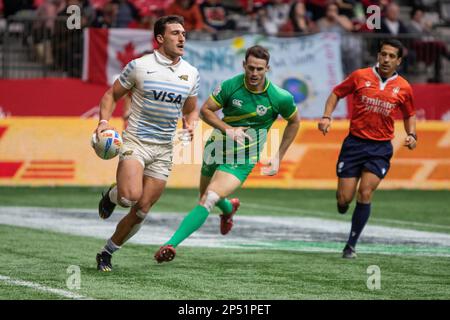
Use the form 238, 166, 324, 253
0, 187, 449, 299
0, 224, 449, 300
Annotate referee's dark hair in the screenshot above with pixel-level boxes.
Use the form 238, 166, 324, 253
379, 39, 404, 58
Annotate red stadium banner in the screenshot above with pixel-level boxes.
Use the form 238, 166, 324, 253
0, 79, 448, 120
0, 79, 124, 117
410, 84, 450, 120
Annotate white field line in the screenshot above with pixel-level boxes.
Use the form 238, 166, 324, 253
1, 206, 450, 249
0, 275, 93, 300
241, 202, 450, 230
166, 194, 450, 230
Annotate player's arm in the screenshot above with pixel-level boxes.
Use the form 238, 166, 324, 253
319, 71, 357, 136
200, 96, 229, 132
262, 111, 300, 176
401, 87, 417, 150
96, 80, 130, 137
278, 111, 300, 162
318, 92, 339, 136
200, 97, 251, 146
403, 115, 417, 150
181, 95, 199, 139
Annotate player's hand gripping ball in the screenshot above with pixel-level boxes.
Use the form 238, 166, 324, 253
91, 129, 123, 160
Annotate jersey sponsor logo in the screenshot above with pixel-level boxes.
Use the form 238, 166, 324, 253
361, 95, 396, 116
381, 168, 386, 175
338, 161, 344, 173
178, 75, 189, 81
153, 90, 183, 104
232, 99, 243, 107
256, 105, 268, 116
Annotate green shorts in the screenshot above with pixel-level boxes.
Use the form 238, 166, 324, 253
201, 134, 258, 182
201, 161, 256, 183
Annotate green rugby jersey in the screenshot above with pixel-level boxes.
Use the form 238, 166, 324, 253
206, 73, 297, 163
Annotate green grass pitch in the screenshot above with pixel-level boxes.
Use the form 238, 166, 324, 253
0, 187, 449, 300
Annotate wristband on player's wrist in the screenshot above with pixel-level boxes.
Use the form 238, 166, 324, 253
322, 116, 332, 120
99, 119, 109, 125
408, 133, 417, 141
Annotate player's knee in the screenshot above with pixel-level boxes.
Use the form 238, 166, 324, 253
118, 190, 141, 208
137, 190, 164, 213
200, 190, 220, 212
358, 188, 373, 203
337, 190, 352, 205
135, 199, 154, 214
119, 196, 138, 208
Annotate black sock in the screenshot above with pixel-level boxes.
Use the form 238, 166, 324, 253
347, 202, 371, 248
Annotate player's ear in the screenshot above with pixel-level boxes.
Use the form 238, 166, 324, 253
156, 34, 164, 45
397, 57, 402, 66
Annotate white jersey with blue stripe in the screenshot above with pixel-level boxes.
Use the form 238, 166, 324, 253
118, 50, 200, 144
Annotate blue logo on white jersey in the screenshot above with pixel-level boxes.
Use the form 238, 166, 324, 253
153, 90, 183, 104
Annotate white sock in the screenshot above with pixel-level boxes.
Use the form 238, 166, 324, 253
102, 238, 121, 255
109, 185, 118, 205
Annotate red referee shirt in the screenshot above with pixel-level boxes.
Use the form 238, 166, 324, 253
333, 66, 415, 141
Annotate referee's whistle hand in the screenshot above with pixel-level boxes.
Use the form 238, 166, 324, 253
318, 119, 330, 136
404, 136, 417, 150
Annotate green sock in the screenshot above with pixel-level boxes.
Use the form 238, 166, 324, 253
165, 205, 209, 248
216, 198, 233, 215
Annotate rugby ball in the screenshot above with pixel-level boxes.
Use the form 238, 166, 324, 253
91, 129, 123, 160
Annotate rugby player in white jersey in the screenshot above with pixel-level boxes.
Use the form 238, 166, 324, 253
94, 15, 200, 272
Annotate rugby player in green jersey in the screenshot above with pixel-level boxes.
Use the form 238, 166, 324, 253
154, 45, 300, 263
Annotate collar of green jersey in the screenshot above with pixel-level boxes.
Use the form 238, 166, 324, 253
243, 76, 270, 94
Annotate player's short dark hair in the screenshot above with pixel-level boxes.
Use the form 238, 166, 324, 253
245, 45, 270, 64
154, 15, 184, 39
379, 39, 404, 58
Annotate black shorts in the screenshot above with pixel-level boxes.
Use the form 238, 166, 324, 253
337, 134, 393, 179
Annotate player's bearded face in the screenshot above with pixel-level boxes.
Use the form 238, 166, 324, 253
377, 45, 402, 77
243, 56, 269, 89
160, 23, 186, 58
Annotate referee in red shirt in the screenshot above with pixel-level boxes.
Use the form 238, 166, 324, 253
318, 39, 417, 259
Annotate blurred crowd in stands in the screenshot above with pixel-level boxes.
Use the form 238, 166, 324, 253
1, 0, 449, 81
2, 0, 449, 36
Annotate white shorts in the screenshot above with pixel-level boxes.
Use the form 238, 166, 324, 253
119, 131, 173, 181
